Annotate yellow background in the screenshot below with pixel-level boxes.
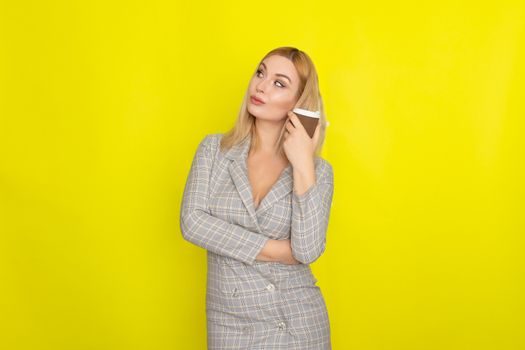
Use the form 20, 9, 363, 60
1, 1, 524, 349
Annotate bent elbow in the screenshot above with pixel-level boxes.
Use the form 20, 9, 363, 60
180, 211, 197, 242
292, 241, 326, 265
292, 251, 319, 265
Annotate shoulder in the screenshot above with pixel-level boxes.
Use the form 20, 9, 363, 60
198, 133, 223, 152
194, 133, 226, 165
314, 156, 334, 184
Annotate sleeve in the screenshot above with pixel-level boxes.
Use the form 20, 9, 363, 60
179, 134, 270, 266
290, 160, 335, 264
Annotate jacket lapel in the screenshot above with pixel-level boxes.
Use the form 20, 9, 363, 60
223, 135, 293, 228
256, 164, 292, 215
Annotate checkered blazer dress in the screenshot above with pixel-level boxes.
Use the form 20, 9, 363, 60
180, 133, 335, 349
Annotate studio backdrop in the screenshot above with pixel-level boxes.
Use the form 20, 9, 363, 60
0, 1, 524, 349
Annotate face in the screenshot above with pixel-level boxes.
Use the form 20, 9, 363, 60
247, 55, 300, 122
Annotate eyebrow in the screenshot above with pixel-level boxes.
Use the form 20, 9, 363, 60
260, 62, 292, 84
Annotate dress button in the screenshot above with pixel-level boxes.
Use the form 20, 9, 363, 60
277, 321, 286, 330
266, 283, 275, 291
232, 287, 238, 297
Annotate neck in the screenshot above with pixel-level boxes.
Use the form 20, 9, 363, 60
252, 118, 286, 155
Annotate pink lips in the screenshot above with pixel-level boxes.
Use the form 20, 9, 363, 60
250, 96, 265, 105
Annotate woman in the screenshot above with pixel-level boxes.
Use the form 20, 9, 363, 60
180, 46, 334, 349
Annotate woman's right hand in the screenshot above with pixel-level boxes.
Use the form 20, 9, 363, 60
255, 238, 302, 264
276, 239, 302, 265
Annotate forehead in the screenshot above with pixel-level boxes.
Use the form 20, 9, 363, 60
260, 55, 298, 78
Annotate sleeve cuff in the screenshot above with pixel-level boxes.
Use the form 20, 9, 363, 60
243, 230, 270, 266
292, 182, 318, 203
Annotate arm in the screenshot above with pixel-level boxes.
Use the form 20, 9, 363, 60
256, 239, 302, 265
180, 135, 270, 265
290, 160, 335, 264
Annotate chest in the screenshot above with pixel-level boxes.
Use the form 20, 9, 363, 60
207, 156, 293, 239
247, 155, 289, 209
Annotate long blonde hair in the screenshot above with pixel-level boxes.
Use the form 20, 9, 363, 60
219, 46, 327, 158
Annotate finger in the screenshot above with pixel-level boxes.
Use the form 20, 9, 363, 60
287, 111, 299, 128
285, 119, 295, 133
286, 115, 296, 128
288, 112, 306, 133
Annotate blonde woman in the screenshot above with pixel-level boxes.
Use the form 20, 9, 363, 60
180, 46, 334, 349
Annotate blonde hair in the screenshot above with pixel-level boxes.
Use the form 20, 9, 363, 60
219, 46, 327, 158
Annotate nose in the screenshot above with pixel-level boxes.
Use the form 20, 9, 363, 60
255, 77, 270, 93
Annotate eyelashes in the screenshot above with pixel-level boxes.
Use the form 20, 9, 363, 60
256, 69, 285, 88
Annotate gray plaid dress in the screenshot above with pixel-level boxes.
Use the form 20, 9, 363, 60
180, 133, 334, 349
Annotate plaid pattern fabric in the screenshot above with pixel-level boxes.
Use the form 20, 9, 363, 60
180, 133, 334, 349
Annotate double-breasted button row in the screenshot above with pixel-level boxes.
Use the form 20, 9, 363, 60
230, 283, 275, 297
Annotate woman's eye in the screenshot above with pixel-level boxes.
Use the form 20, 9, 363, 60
256, 69, 285, 88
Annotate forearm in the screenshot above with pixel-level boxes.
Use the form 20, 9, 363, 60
290, 160, 335, 264
255, 239, 300, 264
292, 160, 316, 196
181, 208, 270, 266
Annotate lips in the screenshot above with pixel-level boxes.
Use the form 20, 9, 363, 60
250, 95, 265, 104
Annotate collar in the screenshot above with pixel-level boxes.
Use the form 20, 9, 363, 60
223, 134, 293, 231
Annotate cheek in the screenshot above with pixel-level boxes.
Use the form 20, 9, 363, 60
248, 79, 256, 91
272, 92, 297, 109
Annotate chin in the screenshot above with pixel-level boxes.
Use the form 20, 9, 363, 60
247, 108, 259, 119
247, 106, 264, 118
248, 107, 286, 122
